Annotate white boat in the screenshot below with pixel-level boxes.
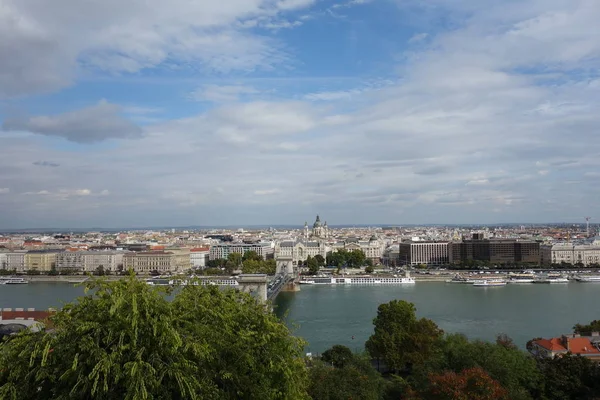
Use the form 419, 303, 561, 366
534, 275, 569, 284
300, 272, 415, 285
445, 275, 475, 284
507, 273, 536, 284
473, 279, 506, 287
575, 276, 600, 282
0, 277, 28, 285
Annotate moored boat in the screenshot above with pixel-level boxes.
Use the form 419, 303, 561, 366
473, 279, 506, 287
575, 275, 600, 283
445, 275, 475, 284
0, 277, 28, 285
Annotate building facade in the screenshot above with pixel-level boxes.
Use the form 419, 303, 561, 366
190, 248, 209, 268
274, 241, 328, 264
123, 251, 177, 273
450, 235, 541, 265
550, 243, 600, 266
24, 250, 58, 272
6, 251, 27, 272
209, 243, 274, 261
56, 252, 85, 271
399, 241, 451, 266
83, 251, 124, 272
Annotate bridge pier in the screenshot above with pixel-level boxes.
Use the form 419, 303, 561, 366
237, 274, 268, 303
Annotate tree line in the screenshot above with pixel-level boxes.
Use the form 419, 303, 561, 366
1, 276, 599, 399
203, 250, 276, 275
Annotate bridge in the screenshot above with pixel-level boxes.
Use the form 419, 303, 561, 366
193, 256, 298, 303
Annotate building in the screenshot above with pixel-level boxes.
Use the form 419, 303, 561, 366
123, 251, 177, 273
399, 241, 451, 266
56, 252, 85, 271
6, 251, 27, 272
190, 247, 210, 268
0, 252, 7, 269
24, 250, 58, 272
450, 235, 541, 265
164, 247, 191, 270
274, 241, 328, 264
304, 215, 329, 239
209, 243, 274, 261
549, 243, 600, 266
530, 333, 600, 362
82, 251, 124, 272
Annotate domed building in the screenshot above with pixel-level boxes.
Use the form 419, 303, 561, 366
310, 215, 329, 239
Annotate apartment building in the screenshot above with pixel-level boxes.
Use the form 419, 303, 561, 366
24, 250, 58, 272
83, 251, 124, 272
56, 252, 85, 271
123, 251, 177, 273
274, 241, 327, 264
209, 243, 274, 260
399, 241, 451, 266
5, 251, 27, 272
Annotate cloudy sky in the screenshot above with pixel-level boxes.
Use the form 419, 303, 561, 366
1, 0, 599, 228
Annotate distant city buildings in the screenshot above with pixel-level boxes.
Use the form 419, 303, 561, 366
209, 242, 274, 261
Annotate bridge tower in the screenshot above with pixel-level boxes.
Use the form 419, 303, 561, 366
237, 274, 269, 303
276, 256, 294, 276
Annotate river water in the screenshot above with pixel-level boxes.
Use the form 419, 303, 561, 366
2, 282, 599, 353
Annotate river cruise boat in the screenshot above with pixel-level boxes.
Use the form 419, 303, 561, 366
0, 277, 28, 285
445, 275, 475, 284
472, 279, 506, 287
533, 274, 569, 284
507, 273, 536, 284
300, 272, 415, 285
574, 275, 600, 283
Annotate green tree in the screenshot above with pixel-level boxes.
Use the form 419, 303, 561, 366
538, 353, 600, 400
414, 334, 542, 400
573, 320, 600, 334
48, 266, 59, 276
321, 345, 354, 368
308, 355, 387, 400
242, 251, 263, 262
0, 275, 308, 400
94, 265, 105, 276
306, 256, 319, 275
365, 300, 443, 372
347, 249, 366, 268
227, 252, 243, 267
365, 265, 375, 274
314, 254, 326, 267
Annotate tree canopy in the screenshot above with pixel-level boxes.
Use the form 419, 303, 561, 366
365, 300, 443, 372
426, 367, 508, 400
573, 320, 600, 335
326, 249, 367, 268
0, 275, 308, 400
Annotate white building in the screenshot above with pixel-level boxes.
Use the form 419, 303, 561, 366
0, 252, 7, 269
6, 251, 27, 272
550, 243, 600, 266
190, 248, 209, 268
399, 241, 451, 266
83, 251, 124, 272
209, 243, 274, 261
274, 241, 328, 264
56, 252, 84, 271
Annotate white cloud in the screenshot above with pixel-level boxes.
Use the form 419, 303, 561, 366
253, 189, 281, 195
0, 188, 9, 194
0, 0, 314, 97
2, 101, 141, 143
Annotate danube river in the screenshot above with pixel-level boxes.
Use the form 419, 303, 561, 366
2, 282, 600, 353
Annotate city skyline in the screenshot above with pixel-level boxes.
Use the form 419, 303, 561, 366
1, 0, 600, 228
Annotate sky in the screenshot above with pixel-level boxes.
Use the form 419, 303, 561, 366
1, 0, 600, 229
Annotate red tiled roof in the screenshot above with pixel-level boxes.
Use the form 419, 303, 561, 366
568, 338, 600, 354
535, 338, 566, 352
190, 247, 210, 252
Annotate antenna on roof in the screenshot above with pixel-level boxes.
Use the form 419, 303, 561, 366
585, 217, 592, 237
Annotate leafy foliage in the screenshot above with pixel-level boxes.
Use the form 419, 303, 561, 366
0, 274, 308, 400
573, 320, 600, 335
326, 249, 367, 268
412, 334, 542, 400
306, 256, 319, 275
426, 367, 508, 400
366, 300, 443, 372
308, 355, 387, 400
537, 354, 600, 400
321, 345, 354, 368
